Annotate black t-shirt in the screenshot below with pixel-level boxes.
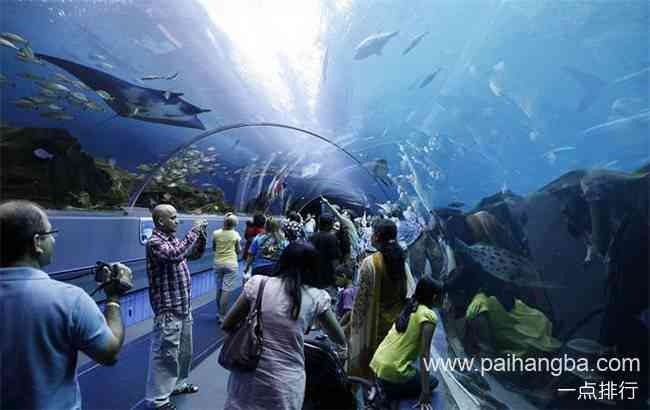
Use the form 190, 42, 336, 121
310, 231, 342, 288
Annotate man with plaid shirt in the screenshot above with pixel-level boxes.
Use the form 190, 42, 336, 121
145, 204, 207, 410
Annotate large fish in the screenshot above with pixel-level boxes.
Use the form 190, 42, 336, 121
563, 66, 650, 112
35, 53, 210, 129
454, 239, 561, 288
353, 31, 399, 60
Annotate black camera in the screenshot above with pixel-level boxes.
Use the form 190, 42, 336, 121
94, 261, 133, 295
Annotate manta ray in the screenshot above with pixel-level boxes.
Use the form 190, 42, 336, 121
36, 53, 210, 129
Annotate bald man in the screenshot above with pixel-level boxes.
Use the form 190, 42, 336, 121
145, 205, 207, 409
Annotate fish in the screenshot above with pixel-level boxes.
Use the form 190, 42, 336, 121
46, 104, 64, 112
33, 148, 54, 160
448, 201, 465, 208
36, 53, 210, 129
89, 53, 107, 61
488, 78, 503, 96
83, 101, 104, 112
544, 146, 576, 159
402, 31, 429, 55
39, 88, 58, 98
72, 80, 91, 91
16, 46, 43, 64
1, 32, 28, 45
419, 68, 442, 88
40, 111, 73, 120
563, 66, 650, 112
0, 38, 18, 50
581, 109, 650, 138
353, 31, 399, 60
25, 96, 52, 105
454, 239, 561, 288
68, 91, 90, 104
14, 98, 37, 109
611, 97, 645, 116
37, 81, 71, 93
97, 62, 114, 70
95, 90, 114, 101
141, 72, 179, 81
18, 72, 45, 81
53, 73, 72, 83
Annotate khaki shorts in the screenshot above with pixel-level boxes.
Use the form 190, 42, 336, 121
215, 264, 239, 292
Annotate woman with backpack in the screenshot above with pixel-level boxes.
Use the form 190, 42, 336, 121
244, 217, 288, 278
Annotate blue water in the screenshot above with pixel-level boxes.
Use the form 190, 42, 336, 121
0, 0, 647, 216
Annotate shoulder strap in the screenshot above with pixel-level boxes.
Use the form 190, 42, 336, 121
252, 278, 268, 337
255, 278, 267, 312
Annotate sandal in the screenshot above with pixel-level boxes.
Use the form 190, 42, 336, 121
171, 384, 199, 396
156, 402, 176, 410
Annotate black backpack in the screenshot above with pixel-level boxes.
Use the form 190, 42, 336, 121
259, 235, 284, 261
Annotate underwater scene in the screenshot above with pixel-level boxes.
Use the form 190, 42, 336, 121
0, 0, 648, 409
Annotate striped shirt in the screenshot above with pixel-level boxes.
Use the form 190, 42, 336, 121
146, 227, 206, 316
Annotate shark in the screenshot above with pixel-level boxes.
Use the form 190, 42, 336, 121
454, 239, 561, 288
35, 53, 210, 129
353, 31, 399, 60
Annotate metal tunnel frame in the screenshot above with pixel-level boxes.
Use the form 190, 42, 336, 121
127, 122, 392, 209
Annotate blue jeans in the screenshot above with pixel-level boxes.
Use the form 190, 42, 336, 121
378, 369, 438, 401
145, 311, 193, 408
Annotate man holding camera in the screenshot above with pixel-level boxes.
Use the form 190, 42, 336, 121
0, 200, 132, 410
145, 204, 207, 410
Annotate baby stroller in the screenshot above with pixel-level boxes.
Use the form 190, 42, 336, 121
303, 337, 376, 409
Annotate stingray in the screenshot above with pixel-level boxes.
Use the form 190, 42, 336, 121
454, 239, 562, 289
35, 53, 210, 129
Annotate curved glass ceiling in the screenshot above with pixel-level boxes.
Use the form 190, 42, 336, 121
1, 0, 647, 216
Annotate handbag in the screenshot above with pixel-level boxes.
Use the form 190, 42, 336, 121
218, 278, 267, 371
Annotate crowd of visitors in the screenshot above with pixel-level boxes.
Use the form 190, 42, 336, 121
2, 197, 597, 410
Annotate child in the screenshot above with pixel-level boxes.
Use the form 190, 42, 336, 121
336, 274, 357, 320
370, 276, 444, 409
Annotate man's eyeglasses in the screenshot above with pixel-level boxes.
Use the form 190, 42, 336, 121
35, 230, 59, 239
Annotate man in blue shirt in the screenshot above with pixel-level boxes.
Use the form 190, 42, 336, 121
0, 200, 131, 410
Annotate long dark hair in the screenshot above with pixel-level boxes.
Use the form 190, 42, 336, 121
275, 241, 321, 320
396, 276, 443, 333
373, 219, 405, 282
253, 213, 266, 228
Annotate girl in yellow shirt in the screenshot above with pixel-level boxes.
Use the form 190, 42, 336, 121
370, 277, 443, 410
